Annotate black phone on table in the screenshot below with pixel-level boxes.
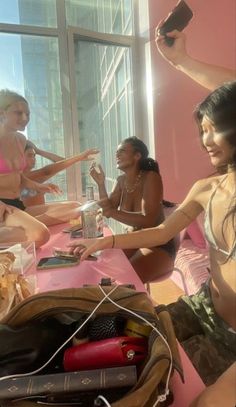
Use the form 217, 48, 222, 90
37, 256, 80, 270
159, 0, 193, 46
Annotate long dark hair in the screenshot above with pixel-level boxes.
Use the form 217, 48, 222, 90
123, 137, 160, 173
194, 81, 236, 260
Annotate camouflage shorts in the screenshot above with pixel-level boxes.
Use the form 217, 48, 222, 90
168, 282, 236, 385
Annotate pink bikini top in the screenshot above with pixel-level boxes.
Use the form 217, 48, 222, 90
0, 136, 26, 174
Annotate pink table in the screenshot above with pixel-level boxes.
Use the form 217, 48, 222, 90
36, 224, 205, 406
36, 224, 145, 292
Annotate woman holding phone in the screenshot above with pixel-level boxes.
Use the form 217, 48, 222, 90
69, 82, 236, 385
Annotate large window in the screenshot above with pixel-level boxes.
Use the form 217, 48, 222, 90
74, 39, 134, 196
0, 0, 57, 27
66, 0, 133, 35
0, 32, 66, 200
0, 0, 148, 213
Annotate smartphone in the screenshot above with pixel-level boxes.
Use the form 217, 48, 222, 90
70, 229, 83, 239
53, 248, 79, 259
37, 256, 80, 270
63, 224, 83, 233
159, 0, 193, 46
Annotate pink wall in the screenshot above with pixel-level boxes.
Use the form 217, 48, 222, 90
148, 0, 236, 202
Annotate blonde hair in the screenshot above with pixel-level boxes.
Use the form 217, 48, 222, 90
0, 89, 28, 111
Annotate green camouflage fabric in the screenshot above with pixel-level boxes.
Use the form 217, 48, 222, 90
167, 282, 236, 385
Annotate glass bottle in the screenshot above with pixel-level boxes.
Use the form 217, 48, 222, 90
81, 187, 103, 238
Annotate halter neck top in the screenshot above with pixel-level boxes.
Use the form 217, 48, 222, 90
204, 175, 236, 260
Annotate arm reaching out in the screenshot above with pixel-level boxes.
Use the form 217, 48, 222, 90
155, 29, 236, 91
68, 179, 204, 260
27, 141, 64, 162
26, 148, 100, 183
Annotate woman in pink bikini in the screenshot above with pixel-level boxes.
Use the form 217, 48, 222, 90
0, 89, 96, 247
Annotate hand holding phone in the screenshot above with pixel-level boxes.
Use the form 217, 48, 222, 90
53, 247, 97, 262
158, 0, 193, 46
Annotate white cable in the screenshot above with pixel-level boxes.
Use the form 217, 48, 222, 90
98, 285, 173, 406
95, 395, 111, 407
0, 285, 119, 381
0, 284, 173, 406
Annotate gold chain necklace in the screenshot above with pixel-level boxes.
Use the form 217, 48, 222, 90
124, 171, 143, 193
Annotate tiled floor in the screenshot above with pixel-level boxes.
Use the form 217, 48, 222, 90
148, 277, 184, 305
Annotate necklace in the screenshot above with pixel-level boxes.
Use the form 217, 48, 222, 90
124, 171, 143, 193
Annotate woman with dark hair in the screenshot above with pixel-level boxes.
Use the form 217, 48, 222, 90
89, 136, 176, 283
69, 82, 236, 388
23, 141, 98, 206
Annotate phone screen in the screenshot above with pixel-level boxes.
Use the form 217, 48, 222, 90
37, 256, 79, 270
70, 229, 83, 238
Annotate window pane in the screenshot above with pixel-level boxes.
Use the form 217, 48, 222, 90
0, 0, 57, 27
0, 33, 66, 201
66, 0, 134, 35
74, 39, 134, 199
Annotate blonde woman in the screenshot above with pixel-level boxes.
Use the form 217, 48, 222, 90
0, 89, 96, 246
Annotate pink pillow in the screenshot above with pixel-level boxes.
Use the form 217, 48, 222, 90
186, 219, 207, 249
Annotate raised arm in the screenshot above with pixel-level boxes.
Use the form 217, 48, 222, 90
89, 164, 123, 215
25, 148, 99, 183
27, 141, 64, 162
155, 30, 236, 91
89, 163, 108, 200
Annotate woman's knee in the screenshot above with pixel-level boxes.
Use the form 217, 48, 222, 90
30, 222, 50, 248
1, 207, 48, 247
8, 207, 50, 247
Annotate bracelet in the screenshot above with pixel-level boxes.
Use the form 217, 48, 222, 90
111, 234, 115, 248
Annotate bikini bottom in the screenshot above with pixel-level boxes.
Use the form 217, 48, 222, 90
156, 238, 176, 259
0, 198, 26, 211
